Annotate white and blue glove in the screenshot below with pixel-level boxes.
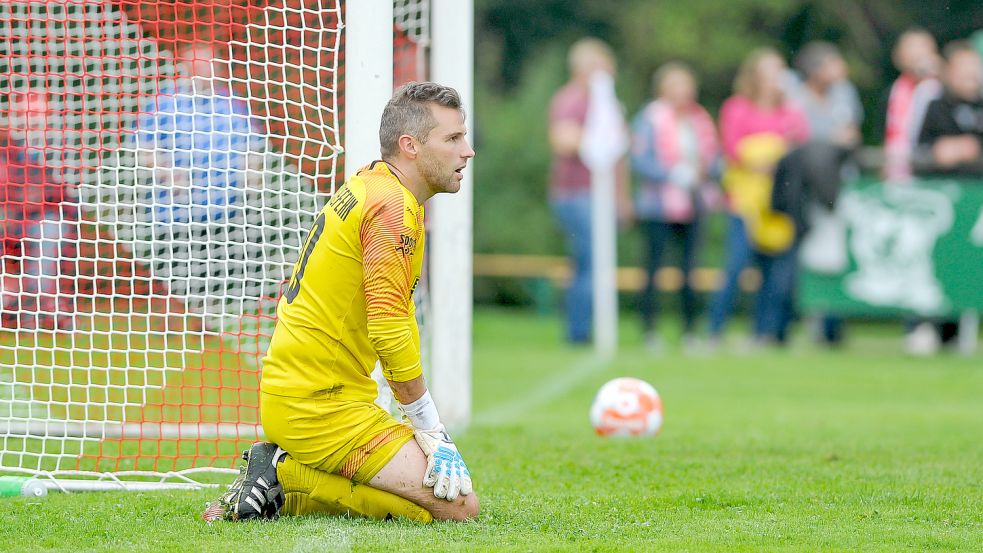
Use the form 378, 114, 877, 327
413, 425, 472, 500
399, 391, 473, 501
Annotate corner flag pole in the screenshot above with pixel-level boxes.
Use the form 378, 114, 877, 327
581, 71, 627, 356
590, 164, 618, 356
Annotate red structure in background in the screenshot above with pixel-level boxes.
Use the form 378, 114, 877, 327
3, 1, 424, 323
119, 0, 423, 185
0, 0, 427, 472
118, 0, 343, 190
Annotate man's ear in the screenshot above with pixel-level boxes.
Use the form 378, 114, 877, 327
398, 134, 418, 158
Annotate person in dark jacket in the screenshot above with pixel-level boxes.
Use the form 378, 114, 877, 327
907, 40, 983, 354
915, 41, 983, 175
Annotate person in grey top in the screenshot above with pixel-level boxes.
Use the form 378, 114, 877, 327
788, 41, 863, 147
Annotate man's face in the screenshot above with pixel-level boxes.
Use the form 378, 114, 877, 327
945, 50, 983, 101
815, 55, 847, 88
415, 104, 474, 195
897, 34, 938, 77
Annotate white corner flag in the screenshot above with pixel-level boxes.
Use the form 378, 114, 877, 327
579, 71, 628, 356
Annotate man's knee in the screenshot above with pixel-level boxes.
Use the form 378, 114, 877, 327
432, 492, 480, 522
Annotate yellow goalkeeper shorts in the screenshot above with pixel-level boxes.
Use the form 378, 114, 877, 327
260, 391, 415, 483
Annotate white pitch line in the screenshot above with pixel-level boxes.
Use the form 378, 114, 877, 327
473, 353, 611, 426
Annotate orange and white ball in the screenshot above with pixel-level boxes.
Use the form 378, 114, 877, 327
589, 377, 663, 437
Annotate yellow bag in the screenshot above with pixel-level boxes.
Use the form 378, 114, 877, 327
722, 133, 795, 254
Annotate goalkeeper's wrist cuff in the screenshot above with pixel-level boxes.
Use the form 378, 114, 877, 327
399, 390, 441, 431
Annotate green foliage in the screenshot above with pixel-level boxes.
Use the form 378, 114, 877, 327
473, 45, 567, 257
472, 0, 983, 256
611, 0, 799, 112
471, 0, 983, 306
3, 310, 982, 551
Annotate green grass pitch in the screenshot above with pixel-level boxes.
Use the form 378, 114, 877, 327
2, 309, 982, 552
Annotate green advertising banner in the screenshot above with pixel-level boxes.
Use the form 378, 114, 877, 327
799, 177, 983, 317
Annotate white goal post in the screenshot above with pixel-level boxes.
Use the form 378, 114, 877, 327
0, 0, 473, 492
346, 0, 474, 429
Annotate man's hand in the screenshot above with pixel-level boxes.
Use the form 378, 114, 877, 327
933, 135, 981, 167
396, 386, 474, 502
413, 425, 473, 501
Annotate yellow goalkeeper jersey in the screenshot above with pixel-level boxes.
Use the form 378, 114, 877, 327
260, 161, 425, 401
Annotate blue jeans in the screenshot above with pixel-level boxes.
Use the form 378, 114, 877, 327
551, 195, 592, 343
757, 243, 797, 343
709, 215, 797, 342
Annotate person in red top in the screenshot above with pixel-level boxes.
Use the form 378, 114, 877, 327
884, 28, 942, 181
548, 38, 630, 344
0, 91, 77, 331
708, 48, 809, 346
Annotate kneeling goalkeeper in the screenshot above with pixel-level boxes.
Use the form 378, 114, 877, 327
204, 82, 478, 523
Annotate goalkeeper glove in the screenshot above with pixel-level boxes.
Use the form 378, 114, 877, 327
399, 390, 473, 501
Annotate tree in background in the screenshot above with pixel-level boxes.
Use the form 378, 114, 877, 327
472, 0, 983, 305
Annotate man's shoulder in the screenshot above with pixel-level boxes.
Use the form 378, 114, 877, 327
352, 161, 401, 189
923, 94, 958, 122
349, 162, 410, 211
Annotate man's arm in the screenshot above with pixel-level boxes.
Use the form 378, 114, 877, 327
388, 374, 426, 404
550, 119, 583, 157
361, 188, 423, 384
915, 101, 981, 170
548, 90, 585, 157
360, 188, 470, 501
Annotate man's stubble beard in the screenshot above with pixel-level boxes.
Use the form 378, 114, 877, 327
418, 147, 454, 194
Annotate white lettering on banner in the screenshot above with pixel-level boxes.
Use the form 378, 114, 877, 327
841, 186, 953, 315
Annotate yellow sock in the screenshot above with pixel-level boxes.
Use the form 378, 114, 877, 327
277, 456, 433, 523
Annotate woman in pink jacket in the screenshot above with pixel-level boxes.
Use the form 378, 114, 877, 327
708, 48, 809, 346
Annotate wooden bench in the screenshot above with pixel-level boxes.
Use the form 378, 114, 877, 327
473, 253, 762, 313
472, 253, 761, 292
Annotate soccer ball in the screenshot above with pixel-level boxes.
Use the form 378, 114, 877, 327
589, 377, 663, 437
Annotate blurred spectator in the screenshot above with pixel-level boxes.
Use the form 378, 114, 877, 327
789, 41, 863, 148
548, 38, 630, 345
134, 41, 264, 319
770, 142, 850, 339
787, 41, 864, 345
905, 41, 983, 354
630, 62, 720, 351
884, 28, 942, 181
916, 42, 983, 175
0, 91, 77, 331
708, 48, 809, 346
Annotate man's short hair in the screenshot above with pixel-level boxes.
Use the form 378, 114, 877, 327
894, 27, 935, 54
379, 82, 463, 158
943, 40, 978, 62
795, 41, 841, 78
